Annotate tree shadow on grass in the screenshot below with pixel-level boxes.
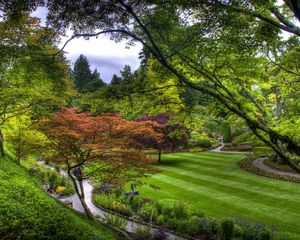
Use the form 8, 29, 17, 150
156, 158, 190, 167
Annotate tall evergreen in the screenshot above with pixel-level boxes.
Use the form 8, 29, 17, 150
72, 54, 105, 93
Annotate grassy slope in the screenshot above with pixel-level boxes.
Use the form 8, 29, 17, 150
141, 152, 300, 236
0, 157, 119, 240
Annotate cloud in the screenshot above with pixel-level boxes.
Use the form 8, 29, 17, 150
31, 7, 142, 83
68, 54, 141, 83
62, 32, 142, 83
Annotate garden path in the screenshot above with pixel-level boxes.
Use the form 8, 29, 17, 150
210, 144, 246, 154
253, 158, 300, 179
39, 161, 185, 240
210, 143, 225, 152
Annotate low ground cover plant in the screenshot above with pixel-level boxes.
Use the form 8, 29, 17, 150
30, 164, 75, 196
93, 188, 293, 239
238, 157, 300, 184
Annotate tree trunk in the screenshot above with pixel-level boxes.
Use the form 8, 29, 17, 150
78, 179, 94, 219
158, 149, 161, 163
249, 124, 300, 174
67, 168, 94, 219
0, 128, 4, 157
15, 156, 20, 165
275, 87, 283, 118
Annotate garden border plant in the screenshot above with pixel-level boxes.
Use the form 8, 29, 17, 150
92, 188, 291, 240
29, 161, 76, 197
237, 157, 300, 184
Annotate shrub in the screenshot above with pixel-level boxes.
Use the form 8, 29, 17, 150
189, 131, 217, 148
258, 228, 272, 240
193, 208, 205, 218
166, 216, 200, 236
186, 215, 200, 236
240, 222, 272, 240
129, 196, 142, 212
173, 201, 191, 219
198, 216, 219, 236
233, 225, 242, 238
220, 122, 231, 143
232, 131, 264, 147
56, 185, 66, 194
157, 214, 165, 225
60, 186, 75, 196
221, 144, 253, 152
134, 226, 152, 240
219, 218, 235, 240
112, 200, 132, 216
94, 194, 133, 216
114, 188, 123, 198
273, 232, 298, 240
198, 135, 217, 148
104, 214, 127, 230
94, 194, 114, 209
48, 170, 60, 189
142, 202, 158, 222
253, 146, 272, 157
157, 199, 176, 219
166, 218, 180, 230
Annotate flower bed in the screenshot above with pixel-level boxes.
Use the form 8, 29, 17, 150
237, 157, 300, 184
92, 188, 292, 240
29, 164, 75, 196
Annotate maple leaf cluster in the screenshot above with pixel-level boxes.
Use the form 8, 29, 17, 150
43, 107, 162, 169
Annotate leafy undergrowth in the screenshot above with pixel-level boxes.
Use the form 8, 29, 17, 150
0, 158, 119, 240
93, 192, 298, 240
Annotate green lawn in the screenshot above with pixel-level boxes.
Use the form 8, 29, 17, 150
0, 156, 119, 240
141, 152, 300, 236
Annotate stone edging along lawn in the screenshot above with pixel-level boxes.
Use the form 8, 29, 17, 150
238, 157, 300, 184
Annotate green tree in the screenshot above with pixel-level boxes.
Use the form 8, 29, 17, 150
0, 12, 72, 157
72, 54, 104, 93
45, 1, 300, 170
6, 115, 50, 164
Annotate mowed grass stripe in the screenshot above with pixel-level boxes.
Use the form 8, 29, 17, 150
151, 174, 300, 229
142, 152, 300, 235
160, 154, 300, 194
161, 153, 243, 166
142, 179, 299, 232
162, 165, 300, 202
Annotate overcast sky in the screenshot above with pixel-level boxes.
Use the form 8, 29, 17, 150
32, 7, 142, 83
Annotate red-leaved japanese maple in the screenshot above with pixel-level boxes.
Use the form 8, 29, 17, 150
43, 107, 161, 219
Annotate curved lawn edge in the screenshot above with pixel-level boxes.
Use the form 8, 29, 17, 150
238, 157, 300, 184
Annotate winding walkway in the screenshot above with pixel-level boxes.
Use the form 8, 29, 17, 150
253, 158, 300, 179
210, 143, 225, 152
39, 162, 184, 240
210, 143, 247, 154
210, 145, 300, 179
